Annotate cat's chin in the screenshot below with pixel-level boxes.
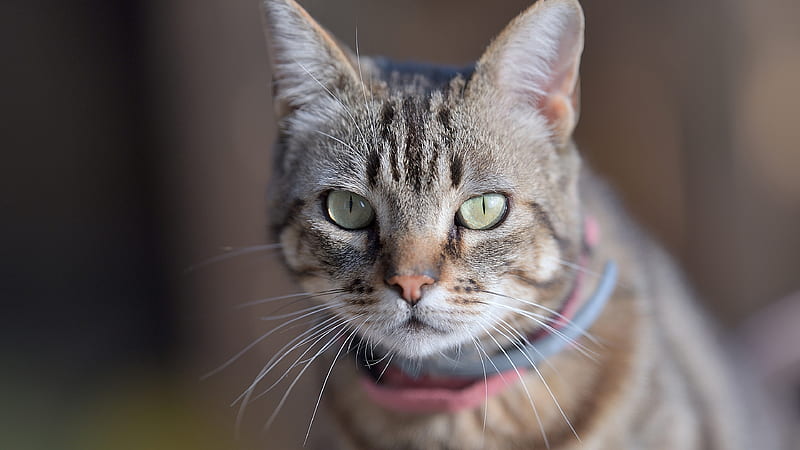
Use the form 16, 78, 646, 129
362, 323, 478, 360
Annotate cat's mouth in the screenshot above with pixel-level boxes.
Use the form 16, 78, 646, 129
401, 314, 448, 334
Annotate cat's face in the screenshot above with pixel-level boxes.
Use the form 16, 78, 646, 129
265, 0, 585, 360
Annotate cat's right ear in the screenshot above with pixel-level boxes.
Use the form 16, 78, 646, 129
470, 0, 584, 145
262, 0, 358, 118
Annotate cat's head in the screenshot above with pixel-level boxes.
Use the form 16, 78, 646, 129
264, 0, 585, 359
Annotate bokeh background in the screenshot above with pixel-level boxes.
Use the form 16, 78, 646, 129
3, 0, 799, 448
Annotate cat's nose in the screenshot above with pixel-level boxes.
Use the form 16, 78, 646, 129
386, 274, 435, 305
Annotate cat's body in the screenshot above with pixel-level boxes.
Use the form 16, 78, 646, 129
261, 0, 778, 448
321, 173, 748, 449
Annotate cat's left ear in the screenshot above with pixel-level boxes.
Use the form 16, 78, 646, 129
262, 0, 359, 118
471, 0, 584, 144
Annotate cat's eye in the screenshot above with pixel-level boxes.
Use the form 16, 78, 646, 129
326, 190, 375, 230
456, 194, 508, 230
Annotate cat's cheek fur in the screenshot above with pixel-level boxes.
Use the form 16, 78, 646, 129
277, 223, 310, 275
531, 233, 562, 281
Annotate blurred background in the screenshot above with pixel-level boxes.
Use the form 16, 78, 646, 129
3, 0, 798, 448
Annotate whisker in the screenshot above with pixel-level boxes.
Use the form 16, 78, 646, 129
236, 289, 343, 309
252, 317, 350, 400
361, 345, 393, 368
436, 348, 464, 365
183, 243, 282, 274
237, 319, 350, 436
367, 332, 390, 362
491, 314, 580, 443
480, 289, 599, 345
350, 326, 369, 367
239, 314, 349, 405
471, 337, 489, 442
258, 302, 340, 321
282, 312, 340, 334
262, 318, 360, 432
304, 318, 368, 445
201, 303, 339, 381
257, 315, 344, 379
375, 352, 395, 383
480, 300, 598, 361
479, 321, 549, 449
547, 256, 632, 290
492, 314, 564, 377
487, 300, 598, 359
553, 256, 604, 278
472, 335, 511, 387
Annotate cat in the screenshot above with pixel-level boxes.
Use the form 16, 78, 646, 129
258, 0, 781, 448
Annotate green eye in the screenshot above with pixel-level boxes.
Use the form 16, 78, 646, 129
456, 193, 508, 230
326, 190, 375, 230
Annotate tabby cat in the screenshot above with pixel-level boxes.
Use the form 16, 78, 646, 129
259, 0, 777, 448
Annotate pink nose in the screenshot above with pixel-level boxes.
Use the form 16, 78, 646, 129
386, 274, 435, 305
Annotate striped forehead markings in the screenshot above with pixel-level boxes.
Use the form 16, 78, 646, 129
449, 152, 463, 188
366, 148, 381, 187
402, 96, 425, 193
436, 107, 455, 148
370, 97, 463, 191
380, 101, 401, 183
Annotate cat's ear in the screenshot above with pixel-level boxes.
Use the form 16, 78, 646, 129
472, 0, 584, 144
262, 0, 359, 117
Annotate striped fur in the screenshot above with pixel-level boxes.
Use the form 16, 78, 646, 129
262, 0, 778, 448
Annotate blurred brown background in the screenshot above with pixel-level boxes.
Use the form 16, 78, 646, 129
3, 0, 798, 448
